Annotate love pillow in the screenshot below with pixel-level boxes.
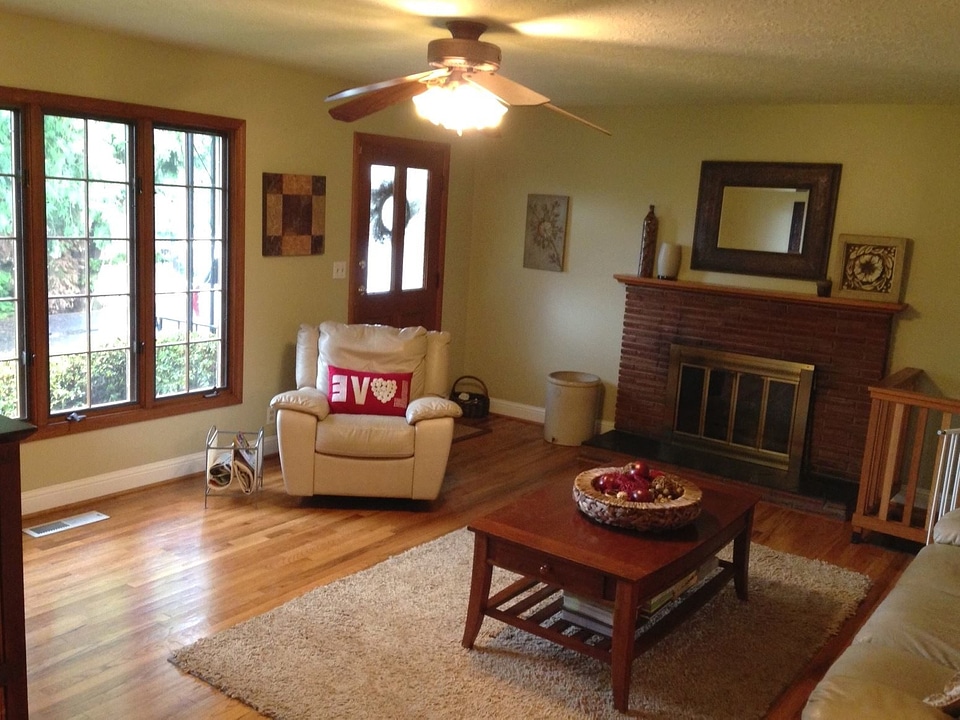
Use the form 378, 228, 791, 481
327, 365, 412, 416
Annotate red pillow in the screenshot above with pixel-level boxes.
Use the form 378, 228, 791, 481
327, 365, 412, 416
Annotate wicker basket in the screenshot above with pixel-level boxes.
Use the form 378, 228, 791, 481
572, 466, 703, 532
449, 376, 490, 419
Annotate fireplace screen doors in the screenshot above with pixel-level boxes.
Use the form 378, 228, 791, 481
666, 345, 814, 483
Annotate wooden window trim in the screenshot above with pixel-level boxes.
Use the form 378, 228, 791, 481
0, 85, 245, 441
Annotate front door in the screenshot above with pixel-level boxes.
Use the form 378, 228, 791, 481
348, 133, 450, 330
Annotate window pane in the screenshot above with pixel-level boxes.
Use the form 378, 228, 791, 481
366, 163, 394, 294
0, 359, 18, 416
401, 167, 427, 291
44, 116, 85, 179
89, 239, 130, 296
191, 187, 222, 239
192, 134, 217, 187
87, 120, 129, 182
45, 179, 86, 238
189, 340, 220, 390
154, 127, 226, 398
49, 353, 87, 413
0, 109, 21, 418
154, 128, 186, 184
0, 175, 14, 237
45, 114, 134, 415
156, 343, 187, 397
0, 111, 12, 176
88, 181, 129, 238
155, 185, 188, 238
155, 240, 188, 293
48, 297, 88, 355
91, 295, 129, 350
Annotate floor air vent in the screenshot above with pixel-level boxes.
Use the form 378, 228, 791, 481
23, 511, 109, 538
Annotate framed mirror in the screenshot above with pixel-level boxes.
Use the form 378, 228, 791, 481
691, 161, 842, 280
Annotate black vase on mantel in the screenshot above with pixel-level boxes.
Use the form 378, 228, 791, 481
637, 205, 659, 277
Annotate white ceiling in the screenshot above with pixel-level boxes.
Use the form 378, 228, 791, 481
3, 0, 960, 108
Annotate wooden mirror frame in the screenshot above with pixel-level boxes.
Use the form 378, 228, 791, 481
690, 161, 842, 280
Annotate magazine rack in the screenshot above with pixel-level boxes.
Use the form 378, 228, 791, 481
204, 426, 264, 507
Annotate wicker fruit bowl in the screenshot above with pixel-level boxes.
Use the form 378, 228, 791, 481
572, 465, 703, 532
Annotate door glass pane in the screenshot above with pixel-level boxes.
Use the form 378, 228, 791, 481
44, 115, 134, 413
366, 163, 394, 294
401, 167, 427, 291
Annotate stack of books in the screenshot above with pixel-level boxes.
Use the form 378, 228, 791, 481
560, 556, 719, 636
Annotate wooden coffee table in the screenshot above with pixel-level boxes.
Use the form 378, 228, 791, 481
461, 476, 760, 712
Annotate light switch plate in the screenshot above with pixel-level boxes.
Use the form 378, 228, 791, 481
332, 261, 346, 279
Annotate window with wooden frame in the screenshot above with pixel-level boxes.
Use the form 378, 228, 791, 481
0, 86, 245, 439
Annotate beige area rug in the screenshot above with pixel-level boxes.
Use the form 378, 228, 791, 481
170, 529, 870, 719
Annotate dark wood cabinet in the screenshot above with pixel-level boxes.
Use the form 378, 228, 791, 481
0, 417, 35, 720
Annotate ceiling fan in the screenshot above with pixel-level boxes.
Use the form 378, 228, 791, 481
324, 20, 610, 135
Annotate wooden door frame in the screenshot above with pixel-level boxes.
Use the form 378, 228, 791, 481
347, 132, 450, 330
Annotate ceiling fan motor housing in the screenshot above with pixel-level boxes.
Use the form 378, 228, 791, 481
428, 38, 501, 73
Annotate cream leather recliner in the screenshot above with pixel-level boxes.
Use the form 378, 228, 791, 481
269, 322, 463, 500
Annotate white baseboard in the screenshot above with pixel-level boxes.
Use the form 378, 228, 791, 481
21, 435, 279, 517
21, 399, 615, 516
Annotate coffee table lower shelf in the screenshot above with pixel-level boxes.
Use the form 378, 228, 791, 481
482, 562, 734, 665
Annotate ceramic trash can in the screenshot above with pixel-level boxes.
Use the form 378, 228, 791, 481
544, 371, 602, 445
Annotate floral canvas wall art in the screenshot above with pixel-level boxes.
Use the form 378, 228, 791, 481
523, 194, 569, 271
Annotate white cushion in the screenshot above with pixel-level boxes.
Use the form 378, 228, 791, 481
314, 414, 415, 458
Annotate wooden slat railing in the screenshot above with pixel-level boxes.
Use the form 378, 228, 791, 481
852, 368, 960, 543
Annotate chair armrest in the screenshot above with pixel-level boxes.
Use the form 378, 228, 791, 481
933, 508, 960, 546
270, 387, 330, 420
405, 396, 463, 424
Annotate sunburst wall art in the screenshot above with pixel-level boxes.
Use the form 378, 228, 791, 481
832, 234, 909, 302
523, 194, 569, 272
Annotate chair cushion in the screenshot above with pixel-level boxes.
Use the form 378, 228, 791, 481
314, 414, 415, 458
327, 365, 411, 416
318, 322, 428, 399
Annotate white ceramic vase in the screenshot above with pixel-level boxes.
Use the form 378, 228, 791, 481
656, 243, 682, 279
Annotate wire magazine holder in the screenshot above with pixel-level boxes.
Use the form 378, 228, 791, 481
205, 426, 264, 506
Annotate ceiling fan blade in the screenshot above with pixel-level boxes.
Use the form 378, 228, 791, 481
325, 70, 447, 103
543, 103, 612, 136
464, 73, 548, 106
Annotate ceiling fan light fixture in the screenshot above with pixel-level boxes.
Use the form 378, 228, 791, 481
412, 77, 507, 135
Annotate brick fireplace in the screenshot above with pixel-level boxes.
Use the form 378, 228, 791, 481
611, 276, 906, 494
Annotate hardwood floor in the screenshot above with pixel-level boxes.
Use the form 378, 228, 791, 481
19, 415, 915, 719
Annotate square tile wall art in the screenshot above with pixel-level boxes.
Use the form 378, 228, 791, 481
262, 173, 326, 256
831, 234, 909, 302
523, 194, 569, 272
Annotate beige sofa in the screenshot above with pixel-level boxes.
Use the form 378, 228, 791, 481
802, 509, 960, 719
269, 322, 462, 500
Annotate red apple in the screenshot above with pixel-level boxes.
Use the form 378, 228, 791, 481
624, 460, 650, 479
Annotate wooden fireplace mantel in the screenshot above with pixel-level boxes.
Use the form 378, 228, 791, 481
614, 275, 908, 316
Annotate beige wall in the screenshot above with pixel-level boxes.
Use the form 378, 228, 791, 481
3, 10, 958, 496
465, 104, 960, 420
